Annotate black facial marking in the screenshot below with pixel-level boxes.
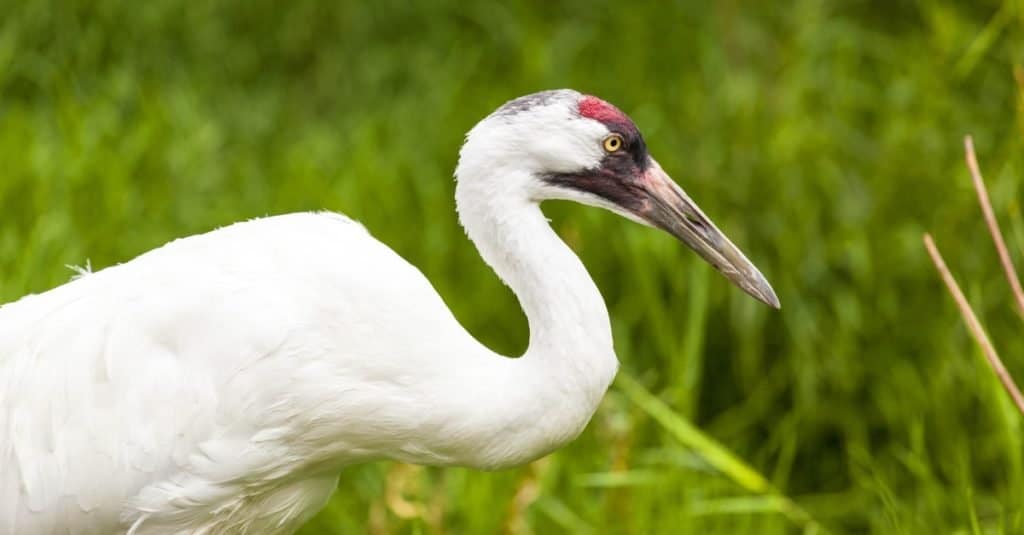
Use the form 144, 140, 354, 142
542, 145, 651, 212
542, 113, 652, 211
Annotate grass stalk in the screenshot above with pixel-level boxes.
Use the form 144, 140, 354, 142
923, 235, 1024, 415
922, 135, 1024, 417
963, 135, 1024, 320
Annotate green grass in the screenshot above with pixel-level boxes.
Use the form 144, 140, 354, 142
2, 0, 1023, 532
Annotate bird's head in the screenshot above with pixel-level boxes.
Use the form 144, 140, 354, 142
456, 89, 779, 308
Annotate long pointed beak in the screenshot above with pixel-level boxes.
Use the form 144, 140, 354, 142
636, 159, 780, 308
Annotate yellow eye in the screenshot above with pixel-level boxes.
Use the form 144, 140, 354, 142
602, 134, 624, 153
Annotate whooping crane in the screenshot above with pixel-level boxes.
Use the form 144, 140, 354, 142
0, 89, 778, 534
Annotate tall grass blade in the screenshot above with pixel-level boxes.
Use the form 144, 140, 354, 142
615, 371, 823, 531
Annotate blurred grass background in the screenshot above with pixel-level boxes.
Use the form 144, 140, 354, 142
1, 0, 1023, 533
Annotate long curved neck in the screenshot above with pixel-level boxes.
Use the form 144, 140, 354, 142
455, 168, 619, 413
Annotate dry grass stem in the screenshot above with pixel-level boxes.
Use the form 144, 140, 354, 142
923, 234, 1024, 415
963, 135, 1024, 319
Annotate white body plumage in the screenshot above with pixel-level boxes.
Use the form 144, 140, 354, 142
1, 209, 614, 533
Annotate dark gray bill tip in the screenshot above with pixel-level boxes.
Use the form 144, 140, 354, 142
707, 251, 780, 309
743, 270, 781, 309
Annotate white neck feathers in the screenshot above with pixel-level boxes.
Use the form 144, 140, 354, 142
454, 159, 619, 426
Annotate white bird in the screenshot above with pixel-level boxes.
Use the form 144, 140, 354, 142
0, 89, 778, 534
